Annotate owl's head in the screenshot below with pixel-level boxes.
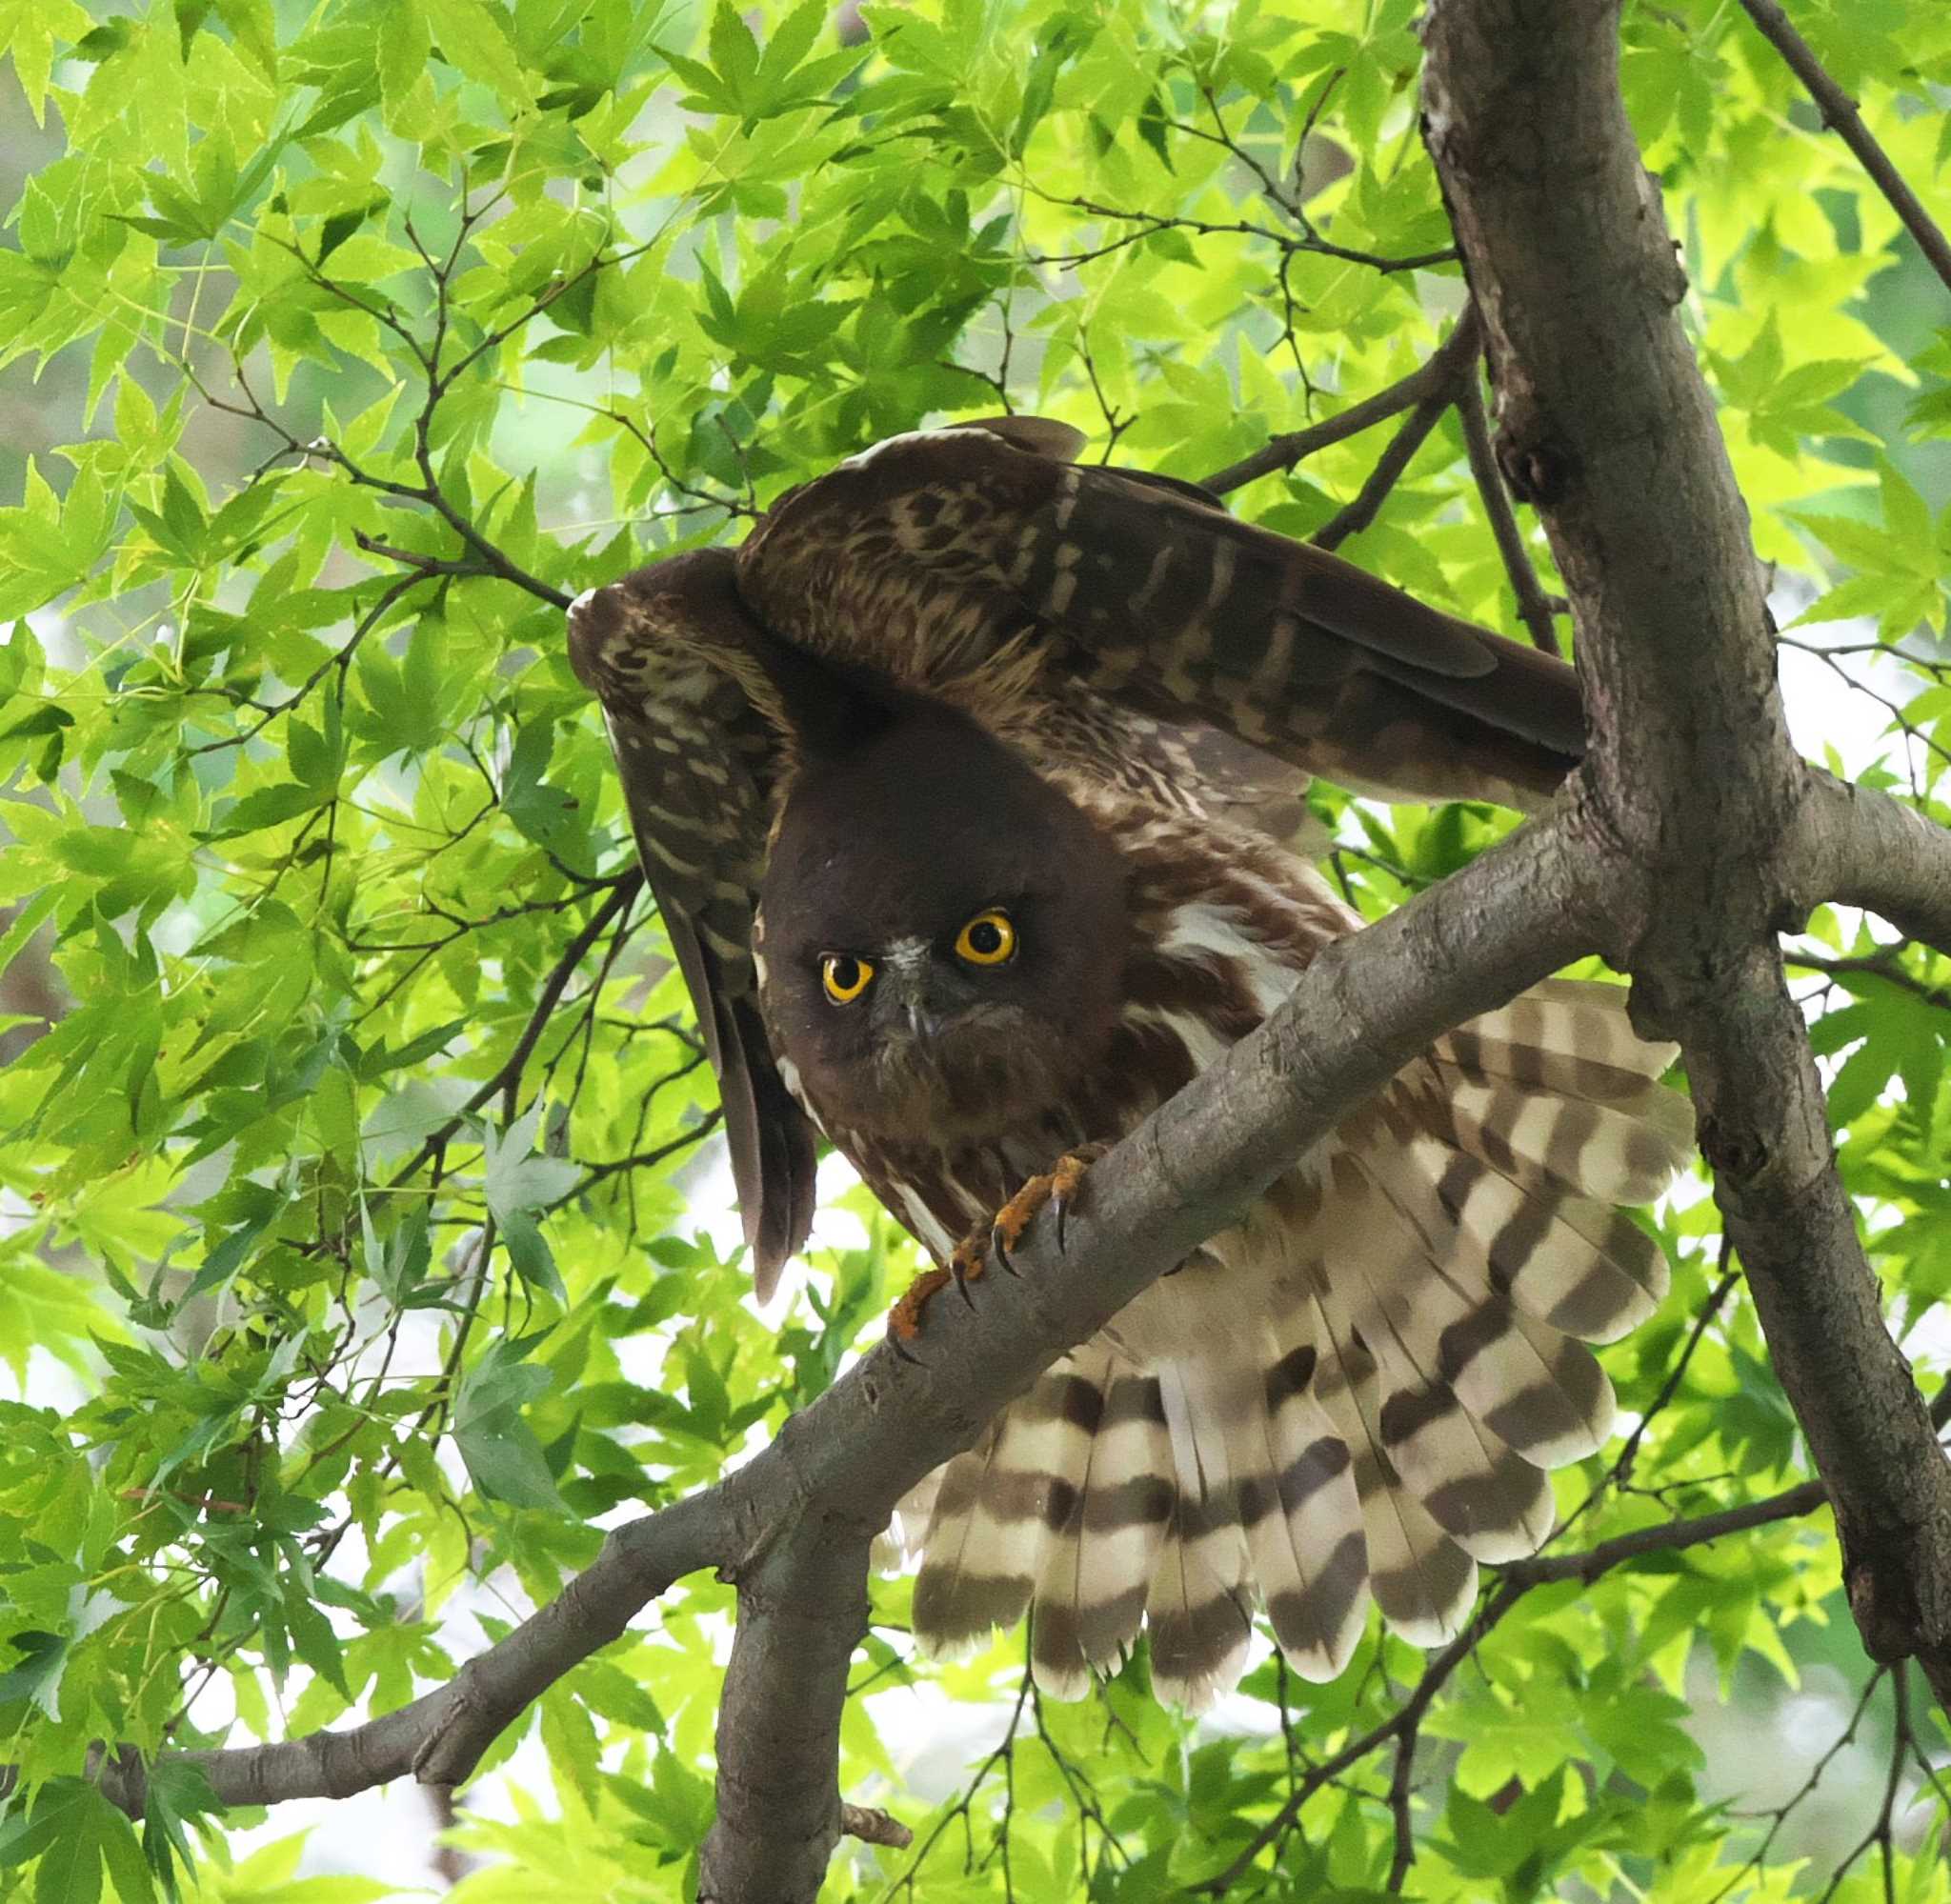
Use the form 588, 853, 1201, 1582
755, 707, 1129, 1141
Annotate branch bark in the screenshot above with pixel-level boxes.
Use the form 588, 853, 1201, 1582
1455, 364, 1562, 655
1800, 771, 1951, 959
1421, 0, 1951, 1711
97, 1490, 729, 1814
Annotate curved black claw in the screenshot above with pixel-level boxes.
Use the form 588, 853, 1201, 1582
1051, 1145, 1107, 1253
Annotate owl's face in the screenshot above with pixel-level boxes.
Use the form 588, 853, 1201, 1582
756, 710, 1130, 1142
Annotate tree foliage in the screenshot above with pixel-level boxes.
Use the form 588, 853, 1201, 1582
0, 0, 1949, 1897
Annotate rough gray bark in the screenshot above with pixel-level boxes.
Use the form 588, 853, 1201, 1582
1422, 0, 1951, 1709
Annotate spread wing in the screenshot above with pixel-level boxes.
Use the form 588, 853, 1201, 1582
734, 422, 1582, 811
567, 550, 816, 1299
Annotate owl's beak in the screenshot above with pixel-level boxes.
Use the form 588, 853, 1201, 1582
875, 945, 955, 1048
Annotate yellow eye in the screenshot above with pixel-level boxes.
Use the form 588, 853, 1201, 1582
955, 909, 1016, 967
821, 953, 875, 1004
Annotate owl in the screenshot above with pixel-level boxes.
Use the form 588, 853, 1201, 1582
569, 418, 1690, 1707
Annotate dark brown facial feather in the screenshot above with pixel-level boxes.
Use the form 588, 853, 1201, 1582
757, 706, 1129, 1143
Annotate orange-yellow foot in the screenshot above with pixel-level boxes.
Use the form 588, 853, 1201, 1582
991, 1147, 1103, 1267
887, 1266, 954, 1346
885, 1148, 1106, 1345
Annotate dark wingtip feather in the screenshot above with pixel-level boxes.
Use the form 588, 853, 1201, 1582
952, 414, 1088, 461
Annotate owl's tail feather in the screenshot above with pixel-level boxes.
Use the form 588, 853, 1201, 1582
1227, 1305, 1371, 1684
908, 1378, 1075, 1656
912, 1352, 1187, 1694
1030, 1355, 1175, 1698
1310, 1318, 1479, 1646
1283, 974, 1689, 1620
908, 977, 1688, 1711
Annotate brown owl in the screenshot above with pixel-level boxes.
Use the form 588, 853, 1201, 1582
568, 418, 1690, 1706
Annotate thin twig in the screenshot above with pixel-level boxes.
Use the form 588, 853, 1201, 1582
1714, 1669, 1887, 1902
1503, 1476, 1829, 1587
1789, 946, 1951, 1013
1455, 364, 1562, 654
1312, 309, 1482, 551
1200, 310, 1479, 495
387, 876, 642, 1189
1384, 1721, 1418, 1892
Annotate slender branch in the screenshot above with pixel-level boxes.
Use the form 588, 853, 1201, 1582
187, 572, 428, 757
1718, 1668, 1888, 1899
1788, 945, 1951, 1013
1384, 1722, 1418, 1892
548, 1111, 720, 1213
388, 875, 643, 1189
1312, 308, 1481, 551
1814, 1663, 1910, 1902
1502, 1478, 1828, 1585
352, 531, 498, 584
1455, 363, 1562, 654
95, 1489, 729, 1813
1734, 0, 1951, 294
1200, 309, 1479, 496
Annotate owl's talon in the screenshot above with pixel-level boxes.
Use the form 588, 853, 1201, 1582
992, 1148, 1105, 1264
1048, 1146, 1108, 1254
886, 1152, 1103, 1340
887, 1266, 954, 1344
951, 1228, 991, 1296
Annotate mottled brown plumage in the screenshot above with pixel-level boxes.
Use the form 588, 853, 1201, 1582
569, 418, 1689, 1706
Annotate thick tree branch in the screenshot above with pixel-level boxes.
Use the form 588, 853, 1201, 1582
1799, 771, 1951, 959
1733, 0, 1951, 295
1421, 0, 1951, 1712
